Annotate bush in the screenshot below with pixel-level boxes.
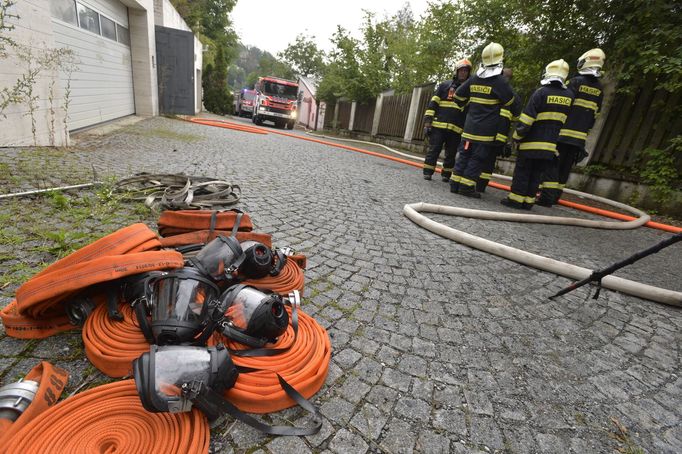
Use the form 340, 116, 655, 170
202, 47, 233, 115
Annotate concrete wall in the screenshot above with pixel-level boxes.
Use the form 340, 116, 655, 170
124, 0, 158, 117
0, 0, 65, 146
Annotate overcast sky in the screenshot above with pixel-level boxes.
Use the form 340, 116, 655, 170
231, 0, 432, 56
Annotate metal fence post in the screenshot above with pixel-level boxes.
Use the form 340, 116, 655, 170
371, 94, 383, 136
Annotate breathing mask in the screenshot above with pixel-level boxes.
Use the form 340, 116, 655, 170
133, 344, 238, 414
190, 235, 245, 282
239, 241, 287, 279
218, 285, 289, 347
134, 268, 221, 345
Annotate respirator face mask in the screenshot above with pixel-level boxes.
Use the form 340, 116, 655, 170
218, 285, 289, 347
191, 235, 245, 282
238, 242, 287, 279
134, 268, 221, 345
133, 344, 238, 413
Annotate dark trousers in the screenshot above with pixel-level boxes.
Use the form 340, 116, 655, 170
538, 143, 580, 205
452, 140, 491, 192
423, 128, 460, 179
476, 145, 501, 192
508, 155, 551, 205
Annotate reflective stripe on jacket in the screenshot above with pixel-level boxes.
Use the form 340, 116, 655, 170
558, 74, 603, 147
513, 83, 574, 159
424, 80, 466, 134
454, 73, 520, 144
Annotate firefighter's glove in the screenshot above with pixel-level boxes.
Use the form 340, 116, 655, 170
423, 123, 432, 138
574, 148, 589, 165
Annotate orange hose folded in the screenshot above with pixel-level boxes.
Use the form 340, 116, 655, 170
1, 380, 209, 454
0, 362, 69, 447
159, 230, 273, 249
82, 302, 149, 378
242, 258, 305, 296
220, 307, 331, 414
158, 210, 253, 237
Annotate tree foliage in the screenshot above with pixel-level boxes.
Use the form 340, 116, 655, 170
316, 0, 682, 103
279, 34, 325, 78
202, 46, 232, 115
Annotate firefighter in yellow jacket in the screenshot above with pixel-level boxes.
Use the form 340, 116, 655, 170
537, 49, 606, 206
422, 59, 472, 181
502, 59, 574, 210
451, 42, 519, 198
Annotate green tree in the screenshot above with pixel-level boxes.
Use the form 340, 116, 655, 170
280, 34, 326, 77
202, 47, 233, 115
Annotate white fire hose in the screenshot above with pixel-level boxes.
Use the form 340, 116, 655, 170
307, 132, 682, 306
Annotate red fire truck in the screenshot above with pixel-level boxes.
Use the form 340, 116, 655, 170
252, 76, 298, 129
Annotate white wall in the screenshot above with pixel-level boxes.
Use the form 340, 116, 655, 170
0, 0, 66, 146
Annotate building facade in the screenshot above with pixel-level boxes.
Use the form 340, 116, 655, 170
0, 0, 201, 147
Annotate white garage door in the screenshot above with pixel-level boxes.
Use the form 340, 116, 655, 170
50, 0, 135, 130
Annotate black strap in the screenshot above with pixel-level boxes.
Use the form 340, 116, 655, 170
133, 300, 154, 343
231, 211, 243, 237
229, 293, 299, 358
208, 211, 218, 238
190, 372, 321, 436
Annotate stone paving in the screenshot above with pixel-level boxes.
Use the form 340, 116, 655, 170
1, 116, 681, 453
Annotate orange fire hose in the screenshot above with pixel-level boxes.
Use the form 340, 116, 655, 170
159, 230, 274, 249
190, 118, 268, 135
1, 224, 184, 339
1, 380, 209, 454
189, 118, 681, 234
220, 307, 331, 414
158, 210, 254, 237
242, 258, 305, 295
82, 302, 149, 378
0, 362, 69, 447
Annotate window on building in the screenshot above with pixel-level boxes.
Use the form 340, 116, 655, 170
116, 24, 130, 46
100, 15, 116, 41
50, 0, 77, 25
77, 3, 100, 35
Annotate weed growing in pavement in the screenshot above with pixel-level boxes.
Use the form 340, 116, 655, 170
129, 127, 203, 143
0, 182, 154, 293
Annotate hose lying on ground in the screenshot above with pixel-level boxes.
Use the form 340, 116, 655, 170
189, 118, 681, 305
403, 203, 682, 306
1, 380, 209, 454
219, 307, 331, 414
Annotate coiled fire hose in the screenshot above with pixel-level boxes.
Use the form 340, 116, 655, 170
219, 307, 331, 414
158, 210, 253, 237
243, 258, 306, 296
159, 230, 274, 249
81, 304, 330, 414
0, 224, 183, 339
0, 362, 68, 447
1, 380, 209, 454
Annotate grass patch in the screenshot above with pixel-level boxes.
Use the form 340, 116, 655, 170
130, 127, 202, 143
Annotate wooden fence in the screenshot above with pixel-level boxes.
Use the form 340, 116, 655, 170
353, 101, 376, 133
337, 101, 352, 130
412, 84, 435, 141
377, 93, 412, 138
592, 80, 682, 171
324, 101, 335, 128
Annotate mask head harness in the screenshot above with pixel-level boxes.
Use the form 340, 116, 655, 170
239, 241, 287, 279
218, 285, 289, 348
190, 235, 245, 283
134, 267, 221, 345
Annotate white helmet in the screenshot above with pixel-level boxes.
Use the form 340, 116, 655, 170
541, 59, 570, 86
481, 42, 504, 67
577, 48, 605, 71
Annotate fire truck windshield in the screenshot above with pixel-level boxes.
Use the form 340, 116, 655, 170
262, 81, 297, 99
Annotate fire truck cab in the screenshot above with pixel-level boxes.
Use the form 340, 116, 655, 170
252, 76, 298, 129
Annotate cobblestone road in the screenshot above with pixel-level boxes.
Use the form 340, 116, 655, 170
1, 116, 681, 453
